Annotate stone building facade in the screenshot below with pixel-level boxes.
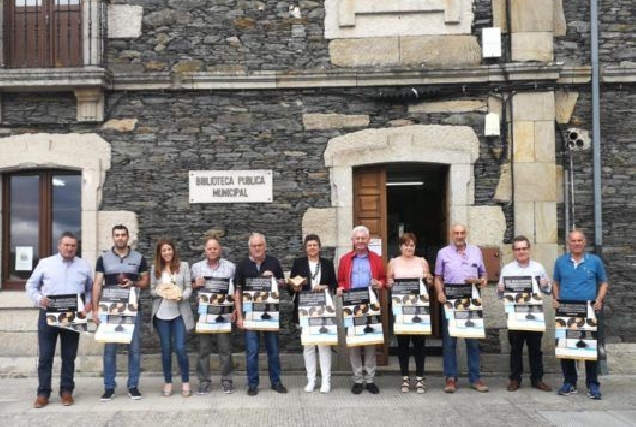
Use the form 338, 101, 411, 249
0, 0, 634, 375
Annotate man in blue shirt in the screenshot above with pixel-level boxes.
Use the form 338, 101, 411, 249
553, 230, 608, 400
26, 232, 93, 408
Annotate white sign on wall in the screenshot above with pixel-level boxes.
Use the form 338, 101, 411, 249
189, 170, 273, 204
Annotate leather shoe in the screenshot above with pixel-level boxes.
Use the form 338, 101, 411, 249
507, 380, 520, 392
33, 395, 49, 408
61, 392, 74, 406
532, 381, 553, 392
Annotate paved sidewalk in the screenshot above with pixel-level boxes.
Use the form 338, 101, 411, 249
1, 373, 635, 426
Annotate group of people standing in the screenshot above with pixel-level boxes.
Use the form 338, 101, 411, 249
25, 222, 608, 408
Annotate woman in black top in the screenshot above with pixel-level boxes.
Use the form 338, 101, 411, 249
289, 234, 337, 393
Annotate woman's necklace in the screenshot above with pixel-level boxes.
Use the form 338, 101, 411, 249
310, 260, 320, 283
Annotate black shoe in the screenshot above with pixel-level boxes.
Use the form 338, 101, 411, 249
366, 382, 380, 394
100, 389, 115, 401
351, 383, 363, 394
128, 387, 143, 400
247, 385, 259, 396
271, 383, 288, 394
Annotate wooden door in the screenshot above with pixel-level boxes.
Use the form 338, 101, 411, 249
353, 166, 390, 364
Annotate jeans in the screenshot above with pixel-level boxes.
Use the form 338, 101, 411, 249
508, 330, 544, 384
37, 310, 80, 397
197, 332, 233, 384
103, 314, 141, 390
442, 307, 481, 383
397, 334, 425, 377
245, 330, 281, 387
154, 316, 189, 383
561, 359, 599, 388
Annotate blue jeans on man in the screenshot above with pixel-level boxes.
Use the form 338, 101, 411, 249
245, 330, 281, 387
37, 310, 80, 397
103, 314, 141, 389
441, 307, 481, 383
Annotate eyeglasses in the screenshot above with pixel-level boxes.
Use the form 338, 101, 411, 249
513, 246, 530, 251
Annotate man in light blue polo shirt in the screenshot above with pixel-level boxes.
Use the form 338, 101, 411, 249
26, 232, 93, 408
553, 230, 608, 400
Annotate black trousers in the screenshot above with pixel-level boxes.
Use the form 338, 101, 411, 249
396, 334, 425, 377
508, 330, 544, 384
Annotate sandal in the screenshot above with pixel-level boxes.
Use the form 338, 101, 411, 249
162, 383, 172, 397
182, 384, 192, 398
401, 376, 410, 393
415, 377, 428, 394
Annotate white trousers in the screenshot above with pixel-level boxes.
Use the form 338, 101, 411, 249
303, 345, 332, 385
349, 345, 376, 383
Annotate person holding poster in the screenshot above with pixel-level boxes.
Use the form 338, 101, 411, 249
289, 234, 338, 393
386, 233, 432, 394
150, 239, 194, 397
337, 226, 386, 395
93, 225, 149, 401
234, 233, 288, 396
553, 230, 608, 400
191, 235, 237, 395
497, 235, 553, 392
26, 232, 93, 408
434, 223, 489, 393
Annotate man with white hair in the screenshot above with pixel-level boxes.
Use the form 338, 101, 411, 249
337, 226, 386, 394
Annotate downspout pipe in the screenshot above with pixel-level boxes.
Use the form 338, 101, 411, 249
590, 0, 607, 374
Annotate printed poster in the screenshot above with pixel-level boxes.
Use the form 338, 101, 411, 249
342, 288, 384, 347
503, 275, 546, 331
444, 283, 486, 338
242, 276, 279, 331
95, 285, 140, 343
391, 278, 432, 335
45, 293, 91, 333
555, 300, 597, 360
196, 278, 235, 334
298, 290, 338, 346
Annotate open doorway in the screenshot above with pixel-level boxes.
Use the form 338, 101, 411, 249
386, 163, 447, 355
353, 163, 448, 361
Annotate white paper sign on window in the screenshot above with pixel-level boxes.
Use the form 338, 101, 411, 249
15, 246, 33, 271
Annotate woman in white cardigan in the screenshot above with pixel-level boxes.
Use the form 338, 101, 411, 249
150, 238, 194, 397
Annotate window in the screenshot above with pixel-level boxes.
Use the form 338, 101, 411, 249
2, 170, 81, 289
4, 0, 83, 68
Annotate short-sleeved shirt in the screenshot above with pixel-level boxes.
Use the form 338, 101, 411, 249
434, 243, 486, 283
234, 254, 284, 291
96, 247, 148, 287
553, 252, 607, 301
191, 258, 236, 281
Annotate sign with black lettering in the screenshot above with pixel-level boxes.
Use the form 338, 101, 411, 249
502, 275, 546, 331
443, 283, 485, 338
392, 278, 431, 335
555, 300, 597, 360
342, 288, 384, 347
189, 170, 273, 203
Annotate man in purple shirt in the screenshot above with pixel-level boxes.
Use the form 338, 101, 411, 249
434, 224, 489, 393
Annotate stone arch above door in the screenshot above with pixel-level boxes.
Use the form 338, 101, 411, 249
318, 125, 503, 257
0, 133, 111, 265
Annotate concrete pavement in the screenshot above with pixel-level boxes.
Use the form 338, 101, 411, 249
1, 372, 635, 427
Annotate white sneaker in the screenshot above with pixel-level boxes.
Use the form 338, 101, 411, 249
319, 383, 331, 394
304, 382, 315, 393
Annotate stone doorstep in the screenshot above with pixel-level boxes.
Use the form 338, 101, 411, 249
0, 352, 574, 377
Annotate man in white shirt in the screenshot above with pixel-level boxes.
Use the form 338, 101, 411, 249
498, 235, 552, 392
